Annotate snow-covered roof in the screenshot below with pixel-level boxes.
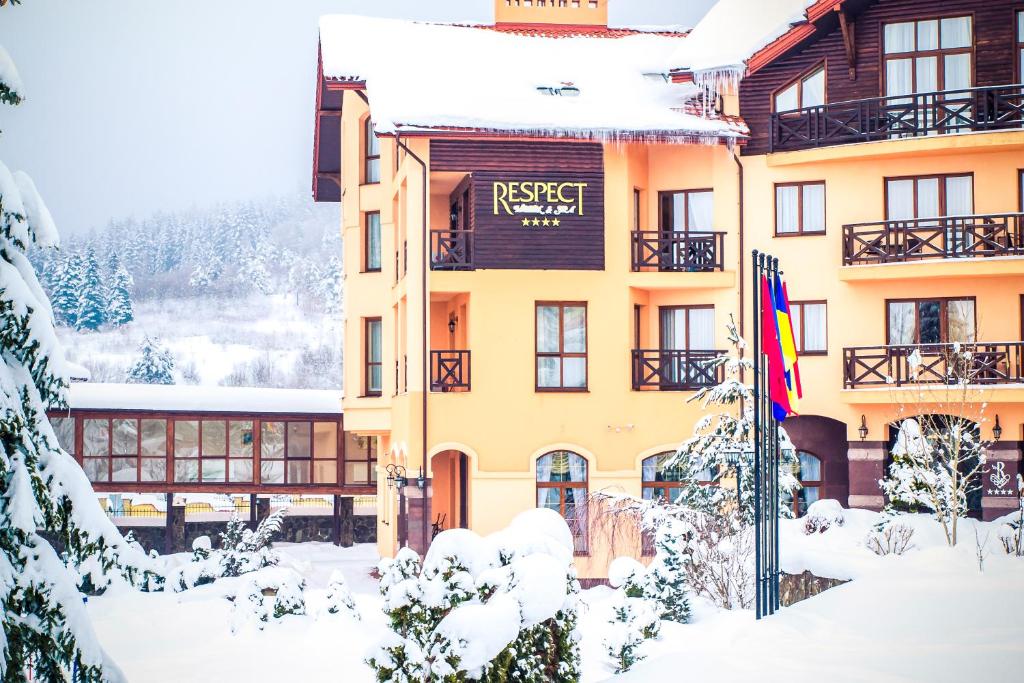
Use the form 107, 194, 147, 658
671, 0, 817, 85
57, 383, 343, 415
318, 15, 746, 143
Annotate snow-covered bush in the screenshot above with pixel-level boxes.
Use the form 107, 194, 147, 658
803, 499, 845, 535
865, 519, 915, 557
168, 509, 285, 590
644, 519, 693, 621
608, 556, 646, 598
603, 595, 660, 674
366, 509, 582, 682
230, 567, 307, 633
323, 569, 361, 620
126, 335, 175, 385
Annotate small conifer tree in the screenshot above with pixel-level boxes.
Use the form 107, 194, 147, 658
126, 336, 175, 385
75, 247, 107, 331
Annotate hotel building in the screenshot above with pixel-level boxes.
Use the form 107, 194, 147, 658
312, 0, 1024, 575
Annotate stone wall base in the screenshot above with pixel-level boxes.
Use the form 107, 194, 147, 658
780, 570, 848, 607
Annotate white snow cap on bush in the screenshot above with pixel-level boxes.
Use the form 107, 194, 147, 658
804, 499, 846, 531
192, 536, 212, 553
0, 43, 24, 97
608, 556, 646, 589
435, 594, 522, 673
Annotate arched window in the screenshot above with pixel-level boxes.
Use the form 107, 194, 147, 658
784, 450, 822, 516
536, 450, 588, 552
641, 451, 715, 504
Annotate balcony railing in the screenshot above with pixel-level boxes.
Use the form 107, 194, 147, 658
430, 350, 471, 392
843, 342, 1024, 388
632, 349, 724, 390
431, 230, 473, 271
770, 84, 1024, 152
631, 231, 725, 272
843, 213, 1024, 265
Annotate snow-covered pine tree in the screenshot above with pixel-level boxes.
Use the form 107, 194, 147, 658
75, 247, 106, 331
50, 252, 83, 327
104, 254, 134, 326
1, 33, 160, 681
323, 569, 360, 619
670, 315, 800, 521
125, 336, 175, 385
643, 519, 691, 622
603, 595, 659, 674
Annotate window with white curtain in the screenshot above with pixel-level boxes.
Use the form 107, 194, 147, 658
536, 302, 587, 390
790, 302, 827, 354
775, 182, 825, 235
536, 450, 588, 552
883, 17, 972, 97
887, 298, 975, 345
773, 65, 825, 112
659, 189, 713, 232
885, 174, 973, 221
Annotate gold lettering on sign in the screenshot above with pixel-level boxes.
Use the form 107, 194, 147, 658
492, 180, 588, 221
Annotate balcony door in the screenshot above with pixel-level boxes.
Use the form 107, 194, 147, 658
659, 190, 713, 270
659, 306, 714, 385
886, 174, 973, 254
883, 17, 973, 132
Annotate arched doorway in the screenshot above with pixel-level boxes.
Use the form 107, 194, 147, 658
430, 449, 470, 537
780, 415, 850, 507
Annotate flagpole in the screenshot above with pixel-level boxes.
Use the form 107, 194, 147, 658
752, 249, 762, 620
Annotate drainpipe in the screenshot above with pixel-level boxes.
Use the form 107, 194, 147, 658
732, 150, 745, 344
395, 133, 429, 554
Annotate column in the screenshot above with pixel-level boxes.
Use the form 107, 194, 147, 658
981, 441, 1022, 521
847, 441, 886, 511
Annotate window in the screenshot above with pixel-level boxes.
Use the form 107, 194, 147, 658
259, 420, 339, 485
641, 452, 715, 503
81, 417, 167, 484
228, 420, 255, 483
344, 433, 378, 484
886, 174, 973, 221
51, 416, 75, 455
883, 17, 972, 97
365, 212, 381, 272
659, 306, 715, 385
783, 451, 822, 517
775, 182, 825, 235
536, 302, 587, 390
888, 298, 975, 345
633, 188, 642, 231
773, 64, 825, 112
1018, 12, 1023, 85
364, 117, 380, 184
659, 189, 713, 233
536, 450, 588, 552
790, 301, 827, 354
173, 419, 248, 483
365, 318, 382, 396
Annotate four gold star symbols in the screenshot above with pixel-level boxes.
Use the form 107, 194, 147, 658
517, 216, 563, 227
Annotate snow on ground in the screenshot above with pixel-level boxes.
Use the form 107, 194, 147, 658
58, 293, 342, 387
87, 510, 1024, 682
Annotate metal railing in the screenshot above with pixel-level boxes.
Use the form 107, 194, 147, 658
843, 342, 1024, 388
430, 229, 473, 270
770, 83, 1024, 152
843, 213, 1024, 265
631, 231, 725, 272
430, 349, 471, 392
631, 349, 724, 390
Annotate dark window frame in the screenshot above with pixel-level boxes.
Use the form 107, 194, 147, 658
771, 61, 826, 113
363, 116, 381, 185
773, 181, 826, 236
535, 301, 589, 392
885, 296, 977, 345
82, 416, 170, 485
535, 450, 589, 554
364, 211, 381, 273
880, 14, 975, 98
787, 450, 823, 517
883, 172, 974, 219
658, 188, 713, 233
364, 317, 383, 397
790, 300, 828, 356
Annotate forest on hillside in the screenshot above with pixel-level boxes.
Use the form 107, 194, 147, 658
30, 196, 345, 389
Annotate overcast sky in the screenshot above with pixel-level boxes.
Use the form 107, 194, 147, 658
0, 0, 715, 235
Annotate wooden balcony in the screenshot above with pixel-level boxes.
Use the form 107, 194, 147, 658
770, 84, 1024, 152
430, 230, 473, 271
631, 349, 724, 391
430, 349, 471, 392
843, 342, 1024, 389
631, 231, 725, 272
843, 213, 1024, 266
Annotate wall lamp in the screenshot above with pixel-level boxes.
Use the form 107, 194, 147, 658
858, 415, 869, 441
448, 313, 458, 335
993, 415, 1002, 441
416, 467, 427, 489
386, 464, 407, 490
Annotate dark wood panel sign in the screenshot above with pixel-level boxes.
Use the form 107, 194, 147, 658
471, 170, 604, 270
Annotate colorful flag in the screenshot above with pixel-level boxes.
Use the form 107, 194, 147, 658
773, 273, 802, 415
760, 275, 791, 421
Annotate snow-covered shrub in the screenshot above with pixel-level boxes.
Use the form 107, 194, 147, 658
366, 509, 582, 682
803, 499, 845, 535
126, 335, 175, 385
168, 509, 285, 591
230, 567, 306, 632
644, 519, 692, 621
603, 595, 660, 674
608, 556, 646, 598
865, 519, 915, 556
323, 569, 361, 619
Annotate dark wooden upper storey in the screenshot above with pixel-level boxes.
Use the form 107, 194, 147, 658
739, 0, 1024, 155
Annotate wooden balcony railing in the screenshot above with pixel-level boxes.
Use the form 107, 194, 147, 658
631, 231, 725, 272
770, 83, 1024, 152
430, 230, 473, 271
843, 213, 1024, 265
843, 342, 1024, 388
430, 350, 471, 392
632, 349, 724, 390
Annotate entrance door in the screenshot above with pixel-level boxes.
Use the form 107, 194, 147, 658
659, 190, 713, 270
